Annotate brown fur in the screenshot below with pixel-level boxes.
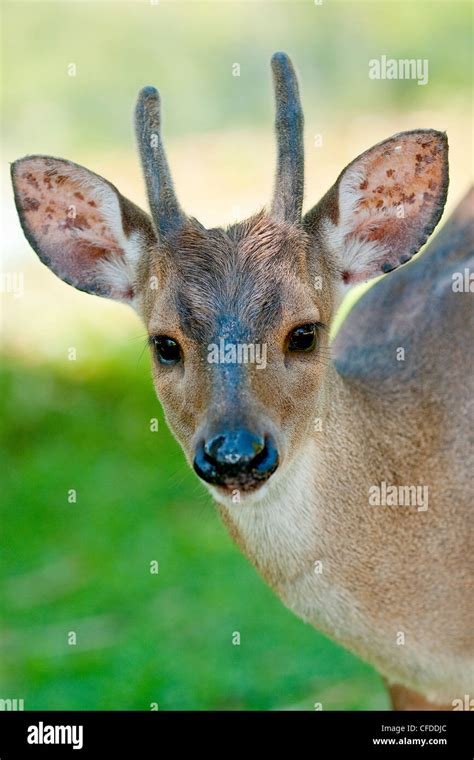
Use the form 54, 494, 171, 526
142, 212, 334, 470
387, 683, 454, 711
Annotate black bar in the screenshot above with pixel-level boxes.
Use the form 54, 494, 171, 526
0, 710, 472, 758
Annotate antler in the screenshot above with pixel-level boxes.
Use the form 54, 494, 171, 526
270, 52, 305, 224
135, 86, 185, 237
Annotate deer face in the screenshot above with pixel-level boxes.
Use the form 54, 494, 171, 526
11, 53, 448, 503
141, 214, 335, 499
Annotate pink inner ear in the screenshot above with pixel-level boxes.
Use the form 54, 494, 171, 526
339, 131, 448, 283
13, 157, 125, 294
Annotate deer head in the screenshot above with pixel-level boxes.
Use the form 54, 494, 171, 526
11, 52, 448, 504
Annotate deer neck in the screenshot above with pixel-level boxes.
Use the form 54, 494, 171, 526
214, 360, 473, 702
215, 361, 367, 588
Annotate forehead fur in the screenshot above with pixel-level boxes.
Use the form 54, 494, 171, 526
157, 211, 311, 342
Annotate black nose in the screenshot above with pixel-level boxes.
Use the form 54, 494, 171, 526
193, 429, 279, 490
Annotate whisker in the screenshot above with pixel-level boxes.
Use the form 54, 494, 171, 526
137, 338, 150, 367
128, 332, 150, 342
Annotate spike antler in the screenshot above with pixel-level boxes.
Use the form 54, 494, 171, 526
135, 86, 185, 237
270, 52, 305, 224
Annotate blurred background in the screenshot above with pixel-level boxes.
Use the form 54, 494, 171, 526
1, 0, 472, 710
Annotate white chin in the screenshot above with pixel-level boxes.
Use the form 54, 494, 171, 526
207, 480, 273, 508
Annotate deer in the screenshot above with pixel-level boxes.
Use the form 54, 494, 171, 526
11, 52, 473, 711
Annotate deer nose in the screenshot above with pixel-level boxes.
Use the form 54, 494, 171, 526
193, 429, 279, 491
205, 429, 264, 466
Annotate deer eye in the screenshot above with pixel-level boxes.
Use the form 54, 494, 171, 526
150, 335, 182, 365
287, 323, 318, 353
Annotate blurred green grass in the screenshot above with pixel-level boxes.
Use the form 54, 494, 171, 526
0, 350, 387, 710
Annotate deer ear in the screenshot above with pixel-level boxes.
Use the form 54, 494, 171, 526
11, 156, 157, 303
304, 130, 449, 284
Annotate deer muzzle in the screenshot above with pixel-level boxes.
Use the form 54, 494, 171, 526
193, 429, 279, 492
